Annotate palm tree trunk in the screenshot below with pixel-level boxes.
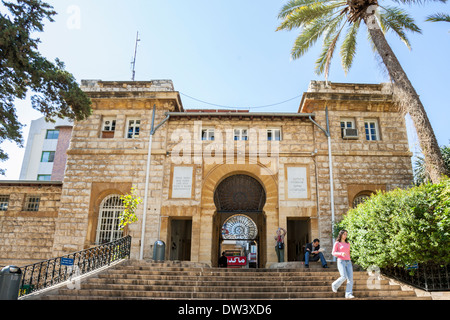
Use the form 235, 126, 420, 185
364, 16, 448, 184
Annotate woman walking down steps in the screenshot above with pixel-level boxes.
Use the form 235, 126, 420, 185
331, 230, 355, 299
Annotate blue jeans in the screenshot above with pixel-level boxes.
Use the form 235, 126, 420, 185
305, 251, 327, 266
332, 259, 353, 296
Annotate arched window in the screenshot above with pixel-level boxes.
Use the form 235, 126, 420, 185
95, 194, 124, 244
352, 192, 373, 208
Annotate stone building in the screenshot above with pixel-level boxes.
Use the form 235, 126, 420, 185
0, 79, 413, 267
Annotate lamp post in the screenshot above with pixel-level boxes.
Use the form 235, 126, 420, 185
308, 106, 336, 261
139, 105, 170, 260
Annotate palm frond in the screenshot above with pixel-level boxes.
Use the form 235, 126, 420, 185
276, 1, 341, 32
340, 20, 361, 75
315, 16, 346, 77
278, 0, 328, 19
290, 16, 334, 59
426, 12, 450, 22
391, 0, 447, 4
379, 6, 421, 50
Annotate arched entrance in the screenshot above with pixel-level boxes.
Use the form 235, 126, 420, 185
213, 174, 266, 268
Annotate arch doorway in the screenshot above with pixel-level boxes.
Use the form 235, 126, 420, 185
213, 174, 266, 268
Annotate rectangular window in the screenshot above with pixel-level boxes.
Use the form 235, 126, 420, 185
102, 117, 116, 132
0, 195, 9, 211
45, 130, 59, 140
234, 128, 248, 141
41, 151, 55, 163
365, 119, 380, 141
340, 118, 358, 139
23, 196, 40, 212
340, 118, 355, 130
37, 174, 52, 181
201, 128, 215, 141
126, 118, 141, 139
267, 128, 282, 141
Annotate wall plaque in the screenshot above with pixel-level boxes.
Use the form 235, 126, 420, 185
286, 166, 309, 199
171, 166, 194, 199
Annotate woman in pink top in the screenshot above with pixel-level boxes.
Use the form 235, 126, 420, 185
331, 230, 355, 299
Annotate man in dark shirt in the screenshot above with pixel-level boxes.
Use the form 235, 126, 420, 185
305, 239, 328, 268
218, 251, 228, 268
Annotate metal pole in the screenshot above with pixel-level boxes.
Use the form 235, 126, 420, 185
308, 107, 336, 261
139, 105, 156, 260
139, 107, 171, 260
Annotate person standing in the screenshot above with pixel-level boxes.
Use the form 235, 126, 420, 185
274, 227, 286, 262
331, 229, 355, 299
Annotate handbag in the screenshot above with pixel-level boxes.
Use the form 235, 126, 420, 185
277, 242, 284, 250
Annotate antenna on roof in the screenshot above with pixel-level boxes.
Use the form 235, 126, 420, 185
131, 31, 141, 81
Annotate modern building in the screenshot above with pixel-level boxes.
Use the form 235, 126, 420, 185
19, 117, 73, 181
0, 80, 413, 267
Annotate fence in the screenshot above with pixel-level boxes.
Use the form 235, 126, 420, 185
19, 235, 131, 297
382, 263, 450, 292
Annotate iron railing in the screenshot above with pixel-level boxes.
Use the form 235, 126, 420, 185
19, 235, 132, 297
382, 263, 450, 292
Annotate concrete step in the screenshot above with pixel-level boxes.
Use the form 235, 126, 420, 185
35, 259, 431, 300
49, 288, 420, 300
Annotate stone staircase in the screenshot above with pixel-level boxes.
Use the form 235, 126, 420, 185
34, 259, 430, 300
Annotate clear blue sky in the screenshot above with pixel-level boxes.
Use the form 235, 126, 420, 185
1, 0, 449, 179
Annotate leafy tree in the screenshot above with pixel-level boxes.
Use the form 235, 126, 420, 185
119, 187, 142, 230
0, 0, 92, 175
277, 0, 448, 183
339, 178, 450, 269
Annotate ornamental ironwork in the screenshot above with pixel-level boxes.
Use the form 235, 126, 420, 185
222, 214, 258, 240
214, 174, 265, 213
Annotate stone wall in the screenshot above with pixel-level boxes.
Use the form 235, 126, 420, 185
0, 182, 62, 267
51, 81, 183, 259
0, 80, 413, 268
301, 82, 413, 252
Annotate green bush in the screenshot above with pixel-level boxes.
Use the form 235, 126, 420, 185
338, 178, 450, 269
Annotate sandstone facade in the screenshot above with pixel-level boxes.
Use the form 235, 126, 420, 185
0, 80, 413, 268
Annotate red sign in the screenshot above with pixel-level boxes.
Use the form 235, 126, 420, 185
227, 256, 247, 266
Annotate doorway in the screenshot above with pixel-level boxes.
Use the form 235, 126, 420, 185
169, 219, 192, 261
287, 218, 310, 261
212, 174, 266, 267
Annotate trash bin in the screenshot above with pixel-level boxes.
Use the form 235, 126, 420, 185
152, 240, 166, 262
0, 266, 22, 300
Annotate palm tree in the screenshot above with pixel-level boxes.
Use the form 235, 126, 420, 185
415, 144, 450, 185
277, 0, 448, 183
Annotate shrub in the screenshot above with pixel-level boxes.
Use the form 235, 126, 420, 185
339, 178, 450, 269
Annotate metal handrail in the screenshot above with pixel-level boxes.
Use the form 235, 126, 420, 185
19, 236, 132, 297
382, 262, 450, 292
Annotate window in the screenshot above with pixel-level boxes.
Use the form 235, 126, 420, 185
0, 195, 9, 211
102, 117, 116, 132
352, 192, 373, 208
234, 128, 248, 141
41, 151, 55, 163
95, 195, 124, 244
23, 196, 40, 212
267, 128, 282, 141
201, 128, 215, 141
340, 118, 358, 139
37, 174, 52, 181
364, 119, 380, 141
46, 130, 59, 140
126, 118, 140, 139
340, 118, 355, 130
